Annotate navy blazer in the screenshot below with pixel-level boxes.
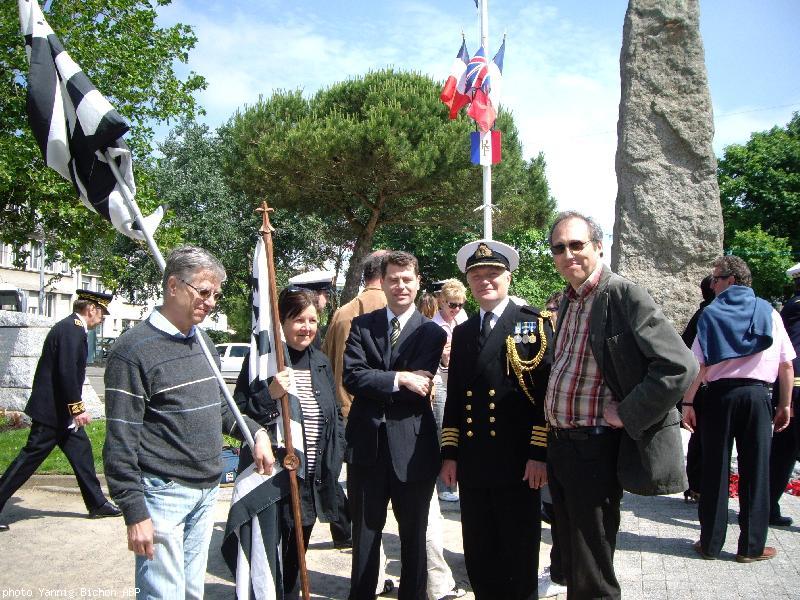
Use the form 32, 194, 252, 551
25, 313, 88, 428
343, 307, 447, 483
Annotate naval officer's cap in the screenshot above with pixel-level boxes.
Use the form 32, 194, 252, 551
788, 262, 800, 280
288, 269, 335, 292
456, 240, 520, 274
76, 289, 113, 315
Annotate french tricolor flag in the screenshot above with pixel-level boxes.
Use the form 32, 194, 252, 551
470, 130, 501, 165
440, 39, 471, 119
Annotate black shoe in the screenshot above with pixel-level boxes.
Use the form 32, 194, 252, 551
769, 515, 793, 527
333, 537, 353, 549
89, 501, 122, 518
376, 579, 394, 596
0, 523, 8, 532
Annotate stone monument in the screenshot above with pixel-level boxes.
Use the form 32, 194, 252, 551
612, 0, 724, 330
0, 310, 104, 425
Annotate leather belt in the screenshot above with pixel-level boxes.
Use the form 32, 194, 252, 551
549, 426, 612, 440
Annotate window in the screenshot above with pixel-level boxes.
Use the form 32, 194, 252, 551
0, 245, 11, 266
82, 277, 92, 291
229, 345, 249, 358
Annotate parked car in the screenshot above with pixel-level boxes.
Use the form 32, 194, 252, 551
215, 342, 250, 382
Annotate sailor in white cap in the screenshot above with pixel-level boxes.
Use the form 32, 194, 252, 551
768, 260, 800, 527
441, 239, 553, 599
288, 269, 335, 311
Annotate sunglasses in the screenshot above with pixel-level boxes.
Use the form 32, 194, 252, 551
182, 279, 223, 302
447, 302, 464, 309
550, 240, 593, 255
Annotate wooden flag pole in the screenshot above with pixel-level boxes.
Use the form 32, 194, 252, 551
256, 200, 311, 600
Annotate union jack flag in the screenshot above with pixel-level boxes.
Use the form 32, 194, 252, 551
464, 46, 488, 92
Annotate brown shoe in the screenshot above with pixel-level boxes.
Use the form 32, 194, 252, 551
735, 546, 777, 563
693, 540, 716, 560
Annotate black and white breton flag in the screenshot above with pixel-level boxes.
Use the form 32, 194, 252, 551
222, 237, 306, 600
18, 0, 163, 240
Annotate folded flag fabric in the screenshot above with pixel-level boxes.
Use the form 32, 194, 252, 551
485, 39, 505, 109
17, 0, 163, 240
440, 39, 471, 119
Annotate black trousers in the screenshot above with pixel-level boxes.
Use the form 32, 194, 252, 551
548, 429, 622, 600
0, 421, 106, 513
698, 381, 772, 557
347, 426, 434, 600
685, 386, 707, 493
329, 479, 352, 543
769, 396, 800, 519
460, 482, 541, 600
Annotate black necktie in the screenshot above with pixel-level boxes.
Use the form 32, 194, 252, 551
480, 311, 492, 347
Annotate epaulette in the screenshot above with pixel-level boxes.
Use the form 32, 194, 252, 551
74, 318, 82, 327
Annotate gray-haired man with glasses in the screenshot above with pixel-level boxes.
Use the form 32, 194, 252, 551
104, 245, 273, 599
544, 211, 697, 599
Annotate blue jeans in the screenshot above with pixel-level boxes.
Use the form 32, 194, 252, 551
135, 474, 219, 600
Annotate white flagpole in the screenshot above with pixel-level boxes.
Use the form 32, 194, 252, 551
104, 150, 256, 450
479, 0, 493, 240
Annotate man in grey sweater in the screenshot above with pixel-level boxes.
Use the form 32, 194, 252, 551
103, 246, 273, 599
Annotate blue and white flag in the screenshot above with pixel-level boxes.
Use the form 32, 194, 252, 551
222, 237, 306, 600
17, 0, 163, 240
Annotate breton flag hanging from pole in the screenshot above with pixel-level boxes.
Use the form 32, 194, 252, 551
221, 237, 306, 600
17, 0, 163, 240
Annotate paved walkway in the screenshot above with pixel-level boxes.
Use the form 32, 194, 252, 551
0, 475, 798, 599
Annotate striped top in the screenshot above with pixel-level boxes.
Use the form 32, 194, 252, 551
294, 368, 323, 475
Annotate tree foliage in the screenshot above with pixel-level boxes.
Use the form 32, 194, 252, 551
223, 69, 554, 303
0, 0, 206, 266
726, 226, 794, 302
718, 113, 799, 260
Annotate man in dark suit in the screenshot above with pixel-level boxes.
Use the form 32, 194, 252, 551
0, 289, 121, 531
440, 240, 552, 600
343, 251, 447, 600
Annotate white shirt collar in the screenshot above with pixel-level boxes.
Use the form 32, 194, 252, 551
479, 296, 511, 328
148, 307, 196, 339
386, 305, 416, 333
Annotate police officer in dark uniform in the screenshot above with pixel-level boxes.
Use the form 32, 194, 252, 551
768, 261, 800, 526
0, 289, 121, 531
440, 240, 552, 600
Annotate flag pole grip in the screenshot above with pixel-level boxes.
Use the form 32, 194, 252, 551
103, 150, 256, 452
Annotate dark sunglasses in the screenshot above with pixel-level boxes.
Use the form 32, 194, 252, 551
447, 302, 464, 309
182, 279, 223, 302
550, 240, 593, 255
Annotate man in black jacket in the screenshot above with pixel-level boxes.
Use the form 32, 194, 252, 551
0, 289, 120, 531
440, 239, 552, 600
343, 251, 447, 600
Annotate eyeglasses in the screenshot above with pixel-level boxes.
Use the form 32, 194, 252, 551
182, 279, 223, 302
711, 273, 732, 284
550, 240, 593, 255
447, 302, 464, 309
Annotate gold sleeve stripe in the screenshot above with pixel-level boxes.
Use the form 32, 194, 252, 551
441, 434, 460, 441
441, 440, 459, 448
794, 377, 800, 387
442, 427, 459, 436
531, 438, 547, 447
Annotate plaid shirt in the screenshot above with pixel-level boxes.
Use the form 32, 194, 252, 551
544, 265, 615, 428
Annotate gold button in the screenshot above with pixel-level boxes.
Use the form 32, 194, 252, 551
490, 430, 496, 437
489, 416, 495, 423
466, 391, 473, 397
466, 430, 474, 437
466, 404, 472, 411
466, 417, 473, 424
489, 389, 496, 397
489, 402, 496, 410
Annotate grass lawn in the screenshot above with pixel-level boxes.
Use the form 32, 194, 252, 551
0, 421, 242, 475
0, 421, 106, 474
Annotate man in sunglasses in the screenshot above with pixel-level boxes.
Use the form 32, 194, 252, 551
683, 255, 795, 563
440, 239, 553, 599
103, 245, 272, 598
544, 211, 697, 599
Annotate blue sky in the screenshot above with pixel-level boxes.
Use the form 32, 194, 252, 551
156, 0, 800, 236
